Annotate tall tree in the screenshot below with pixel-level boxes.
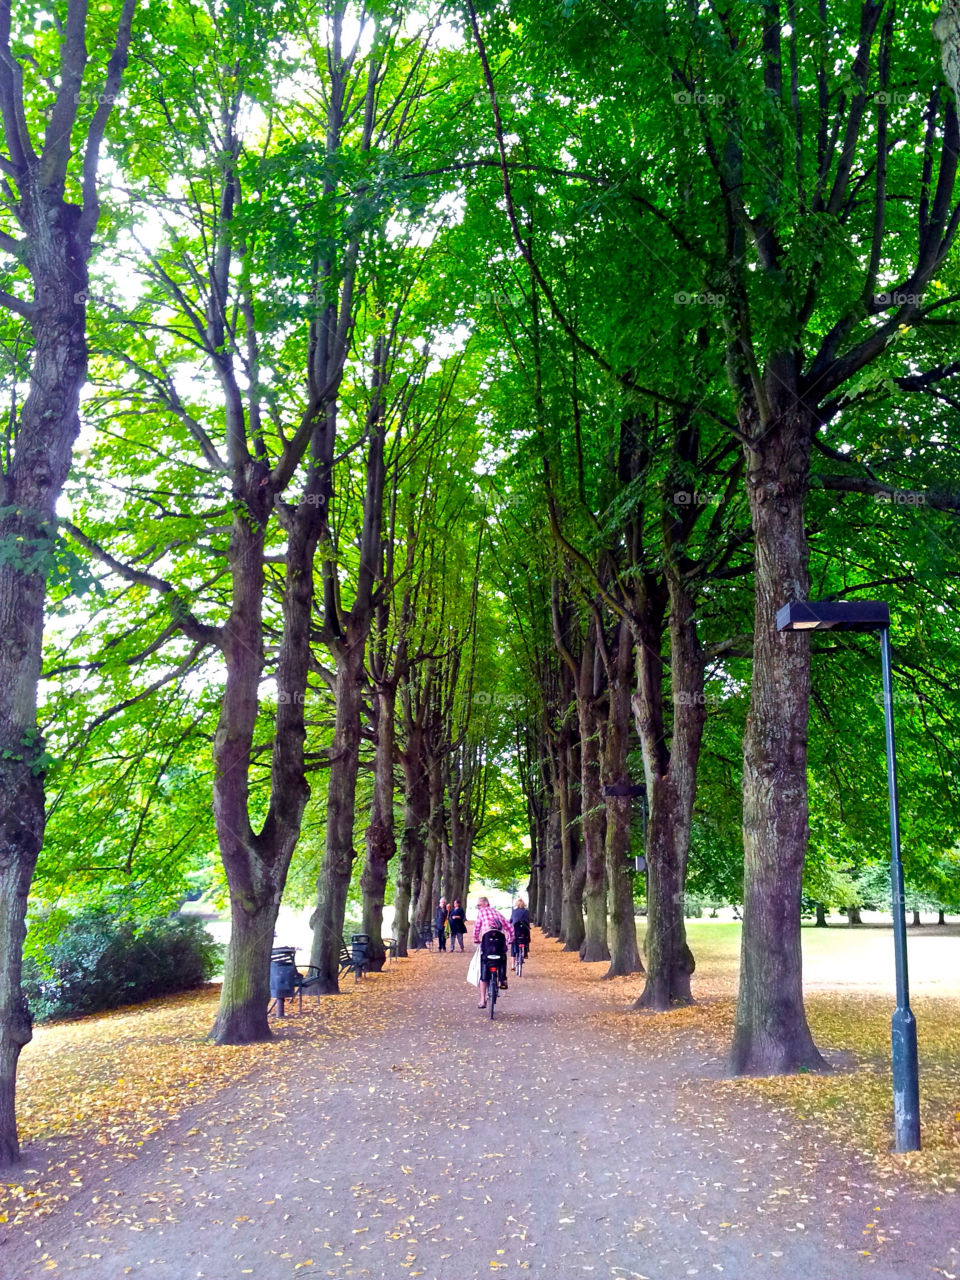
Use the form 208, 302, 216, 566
0, 0, 136, 1163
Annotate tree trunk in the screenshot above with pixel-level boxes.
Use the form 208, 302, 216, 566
0, 0, 135, 1165
603, 618, 643, 978
213, 891, 283, 1042
911, 909, 922, 927
559, 738, 586, 950
441, 755, 458, 904
360, 683, 396, 971
528, 790, 546, 924
938, 908, 946, 925
310, 640, 365, 990
0, 303, 86, 1158
415, 753, 444, 937
633, 574, 703, 1010
528, 813, 541, 924
0, 839, 39, 1168
815, 903, 828, 927
847, 907, 862, 926
578, 674, 608, 961
543, 805, 563, 936
731, 399, 826, 1075
448, 753, 474, 907
211, 475, 317, 1043
634, 785, 695, 1006
394, 729, 429, 957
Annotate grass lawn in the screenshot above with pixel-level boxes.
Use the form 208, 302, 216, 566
630, 917, 960, 1187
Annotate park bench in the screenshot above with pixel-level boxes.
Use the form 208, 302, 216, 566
339, 934, 370, 982
414, 922, 434, 950
268, 947, 323, 1017
383, 935, 399, 964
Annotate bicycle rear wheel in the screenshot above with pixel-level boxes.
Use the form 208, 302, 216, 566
489, 971, 498, 1019
515, 947, 523, 977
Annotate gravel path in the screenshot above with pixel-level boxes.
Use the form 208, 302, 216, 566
2, 933, 958, 1280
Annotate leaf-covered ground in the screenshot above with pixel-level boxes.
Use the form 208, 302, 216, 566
1, 928, 958, 1279
600, 923, 960, 1190
1, 972, 381, 1229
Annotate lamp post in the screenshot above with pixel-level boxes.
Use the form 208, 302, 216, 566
776, 598, 920, 1152
602, 780, 647, 870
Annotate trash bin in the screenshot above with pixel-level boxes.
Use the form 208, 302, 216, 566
269, 947, 299, 1015
350, 933, 370, 976
270, 958, 298, 999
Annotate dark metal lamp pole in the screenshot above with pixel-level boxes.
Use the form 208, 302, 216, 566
776, 598, 920, 1152
879, 626, 921, 1151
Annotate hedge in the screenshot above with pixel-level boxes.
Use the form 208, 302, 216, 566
23, 908, 223, 1022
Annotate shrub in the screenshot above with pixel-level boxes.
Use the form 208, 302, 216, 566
23, 908, 223, 1022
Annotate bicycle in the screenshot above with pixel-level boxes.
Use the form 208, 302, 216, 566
488, 963, 499, 1018
480, 929, 507, 1020
512, 929, 529, 976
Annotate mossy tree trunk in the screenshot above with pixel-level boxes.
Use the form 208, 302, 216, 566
0, 0, 136, 1162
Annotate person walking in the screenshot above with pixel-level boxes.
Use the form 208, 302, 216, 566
447, 899, 466, 950
434, 897, 448, 952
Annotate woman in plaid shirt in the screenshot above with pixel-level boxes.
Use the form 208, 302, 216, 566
473, 897, 513, 1008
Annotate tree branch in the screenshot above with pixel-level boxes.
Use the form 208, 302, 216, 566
61, 521, 223, 646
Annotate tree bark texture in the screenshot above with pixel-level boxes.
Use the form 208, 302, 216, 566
211, 472, 316, 1044
559, 738, 586, 951
542, 803, 563, 936
394, 725, 429, 957
732, 398, 826, 1074
415, 752, 444, 936
0, 0, 136, 1156
602, 618, 643, 978
633, 574, 703, 1010
0, 281, 87, 1161
360, 683, 396, 970
309, 639, 366, 991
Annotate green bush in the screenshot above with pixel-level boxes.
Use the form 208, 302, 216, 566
23, 908, 223, 1022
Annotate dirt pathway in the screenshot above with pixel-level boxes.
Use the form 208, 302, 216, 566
2, 934, 958, 1280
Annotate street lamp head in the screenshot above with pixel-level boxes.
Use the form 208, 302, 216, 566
776, 599, 891, 633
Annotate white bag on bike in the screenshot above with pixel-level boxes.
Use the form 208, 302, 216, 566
466, 946, 481, 987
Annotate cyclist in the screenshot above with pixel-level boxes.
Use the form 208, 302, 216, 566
510, 896, 531, 971
473, 896, 513, 1009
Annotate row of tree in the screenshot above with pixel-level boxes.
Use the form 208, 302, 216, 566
461, 0, 960, 1074
3, 0, 960, 1167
